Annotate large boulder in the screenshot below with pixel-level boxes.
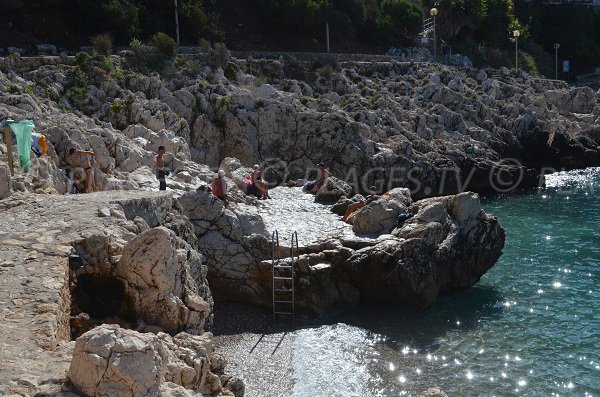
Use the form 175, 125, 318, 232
315, 177, 353, 204
178, 191, 271, 305
116, 227, 213, 335
345, 191, 504, 308
545, 87, 596, 115
352, 188, 412, 235
67, 324, 235, 397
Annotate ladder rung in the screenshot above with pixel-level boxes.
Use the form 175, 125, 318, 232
273, 265, 293, 269
274, 277, 292, 280
274, 300, 293, 304
275, 288, 293, 292
274, 312, 294, 315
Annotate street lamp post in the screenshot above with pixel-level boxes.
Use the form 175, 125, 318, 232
513, 30, 520, 72
174, 0, 180, 46
554, 43, 560, 80
430, 7, 438, 62
326, 0, 330, 52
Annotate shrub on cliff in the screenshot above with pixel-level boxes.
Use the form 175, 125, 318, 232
212, 42, 231, 67
75, 52, 91, 69
91, 33, 113, 57
151, 32, 177, 59
127, 38, 161, 71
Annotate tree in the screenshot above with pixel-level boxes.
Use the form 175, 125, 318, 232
377, 0, 422, 46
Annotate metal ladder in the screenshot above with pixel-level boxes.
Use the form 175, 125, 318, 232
272, 230, 298, 321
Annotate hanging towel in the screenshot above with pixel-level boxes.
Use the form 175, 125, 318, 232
9, 120, 35, 172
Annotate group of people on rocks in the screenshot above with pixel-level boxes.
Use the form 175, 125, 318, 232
242, 165, 271, 200
27, 131, 375, 212
154, 148, 336, 206
59, 143, 380, 223
208, 164, 271, 205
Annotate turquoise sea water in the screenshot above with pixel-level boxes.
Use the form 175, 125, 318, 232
291, 168, 600, 397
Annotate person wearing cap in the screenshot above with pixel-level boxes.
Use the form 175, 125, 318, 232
211, 169, 228, 203
342, 186, 380, 223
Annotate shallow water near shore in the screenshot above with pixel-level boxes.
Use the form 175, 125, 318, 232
217, 168, 600, 397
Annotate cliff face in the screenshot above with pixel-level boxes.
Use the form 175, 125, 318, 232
1, 55, 600, 201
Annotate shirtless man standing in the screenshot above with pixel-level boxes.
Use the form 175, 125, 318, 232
155, 146, 167, 191
69, 147, 98, 193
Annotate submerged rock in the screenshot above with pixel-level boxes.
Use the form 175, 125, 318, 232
420, 388, 449, 397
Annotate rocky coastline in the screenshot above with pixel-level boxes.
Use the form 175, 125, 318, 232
1, 53, 599, 396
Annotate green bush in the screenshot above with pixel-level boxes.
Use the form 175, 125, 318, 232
151, 32, 177, 59
212, 42, 231, 67
519, 51, 539, 77
199, 38, 211, 53
73, 68, 89, 89
91, 33, 113, 56
6, 84, 20, 94
224, 62, 239, 80
523, 42, 555, 78
127, 37, 161, 71
75, 51, 91, 68
98, 55, 114, 73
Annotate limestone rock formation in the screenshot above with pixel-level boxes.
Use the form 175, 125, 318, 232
178, 190, 271, 305
68, 324, 237, 397
344, 191, 504, 308
0, 191, 239, 396
116, 227, 212, 335
314, 176, 353, 204
352, 187, 412, 235
187, 184, 503, 315
2, 54, 599, 202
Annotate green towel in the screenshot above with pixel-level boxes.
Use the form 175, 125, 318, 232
9, 120, 35, 172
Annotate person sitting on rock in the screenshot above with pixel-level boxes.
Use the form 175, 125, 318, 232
211, 170, 228, 203
303, 162, 332, 193
155, 146, 169, 191
342, 186, 380, 223
251, 164, 271, 199
69, 147, 98, 193
31, 131, 47, 157
315, 163, 331, 190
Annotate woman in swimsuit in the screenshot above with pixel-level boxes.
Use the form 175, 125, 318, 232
69, 147, 98, 193
251, 165, 270, 199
